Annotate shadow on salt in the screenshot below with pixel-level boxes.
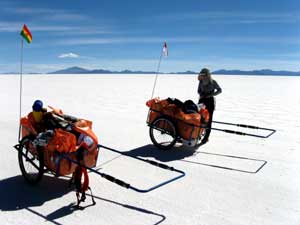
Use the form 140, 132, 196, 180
0, 174, 166, 225
124, 144, 267, 174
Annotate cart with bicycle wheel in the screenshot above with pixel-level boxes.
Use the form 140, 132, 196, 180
146, 98, 210, 150
15, 110, 99, 185
13, 106, 186, 208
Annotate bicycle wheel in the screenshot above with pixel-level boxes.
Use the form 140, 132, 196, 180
149, 117, 177, 150
18, 137, 44, 185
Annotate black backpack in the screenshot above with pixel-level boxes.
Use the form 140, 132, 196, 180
182, 100, 198, 114
166, 97, 184, 108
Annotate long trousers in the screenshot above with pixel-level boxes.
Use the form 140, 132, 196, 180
198, 97, 215, 140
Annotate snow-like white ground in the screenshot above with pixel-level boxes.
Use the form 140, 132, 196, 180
0, 74, 299, 225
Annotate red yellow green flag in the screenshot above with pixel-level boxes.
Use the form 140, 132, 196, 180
20, 24, 32, 44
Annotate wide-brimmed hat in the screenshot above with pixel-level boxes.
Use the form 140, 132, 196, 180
199, 68, 211, 76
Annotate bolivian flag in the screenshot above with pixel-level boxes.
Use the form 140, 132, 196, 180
20, 24, 32, 44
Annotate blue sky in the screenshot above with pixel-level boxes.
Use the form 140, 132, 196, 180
1, 0, 300, 73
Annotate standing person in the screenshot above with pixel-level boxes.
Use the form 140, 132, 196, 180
197, 68, 222, 144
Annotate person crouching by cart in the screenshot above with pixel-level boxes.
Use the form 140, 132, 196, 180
28, 100, 71, 147
28, 100, 47, 133
28, 99, 84, 147
197, 68, 222, 144
27, 100, 55, 147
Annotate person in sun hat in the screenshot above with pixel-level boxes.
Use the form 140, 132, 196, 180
27, 100, 57, 146
28, 99, 48, 133
197, 68, 222, 144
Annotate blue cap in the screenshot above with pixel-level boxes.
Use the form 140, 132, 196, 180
32, 100, 43, 112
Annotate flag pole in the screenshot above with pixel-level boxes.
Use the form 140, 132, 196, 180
150, 47, 163, 99
18, 38, 24, 141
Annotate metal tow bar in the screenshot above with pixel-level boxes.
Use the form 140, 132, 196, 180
62, 144, 185, 193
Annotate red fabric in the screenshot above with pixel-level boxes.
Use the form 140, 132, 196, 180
75, 166, 89, 192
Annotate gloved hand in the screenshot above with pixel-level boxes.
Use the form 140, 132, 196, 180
33, 130, 54, 147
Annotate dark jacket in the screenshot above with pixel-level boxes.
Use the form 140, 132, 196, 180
198, 79, 222, 99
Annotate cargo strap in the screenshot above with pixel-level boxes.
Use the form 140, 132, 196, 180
73, 165, 96, 209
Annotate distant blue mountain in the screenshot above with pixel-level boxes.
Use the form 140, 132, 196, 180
48, 66, 90, 74
2, 66, 300, 75
47, 67, 300, 76
48, 66, 156, 74
170, 70, 198, 74
213, 69, 300, 76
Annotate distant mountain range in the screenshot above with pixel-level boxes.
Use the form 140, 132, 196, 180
47, 67, 300, 76
212, 69, 300, 76
2, 66, 300, 76
48, 67, 156, 74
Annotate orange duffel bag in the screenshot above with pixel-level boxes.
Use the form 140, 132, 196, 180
46, 128, 77, 153
43, 129, 77, 176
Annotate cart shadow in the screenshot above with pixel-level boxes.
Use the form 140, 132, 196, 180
124, 144, 196, 162
182, 151, 267, 174
123, 144, 267, 174
0, 174, 72, 212
88, 194, 165, 225
0, 175, 166, 225
45, 194, 166, 225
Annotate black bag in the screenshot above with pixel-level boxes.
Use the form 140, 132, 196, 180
166, 97, 184, 108
182, 100, 198, 114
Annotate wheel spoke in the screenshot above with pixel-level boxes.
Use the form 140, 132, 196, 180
150, 117, 177, 150
21, 150, 41, 171
18, 137, 44, 184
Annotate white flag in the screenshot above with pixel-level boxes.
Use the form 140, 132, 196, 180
162, 42, 168, 57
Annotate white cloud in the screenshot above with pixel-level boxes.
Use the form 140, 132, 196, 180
0, 22, 21, 32
4, 6, 88, 21
55, 37, 209, 45
31, 25, 75, 32
0, 21, 113, 36
154, 11, 300, 24
54, 36, 300, 46
0, 21, 77, 32
58, 53, 80, 59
